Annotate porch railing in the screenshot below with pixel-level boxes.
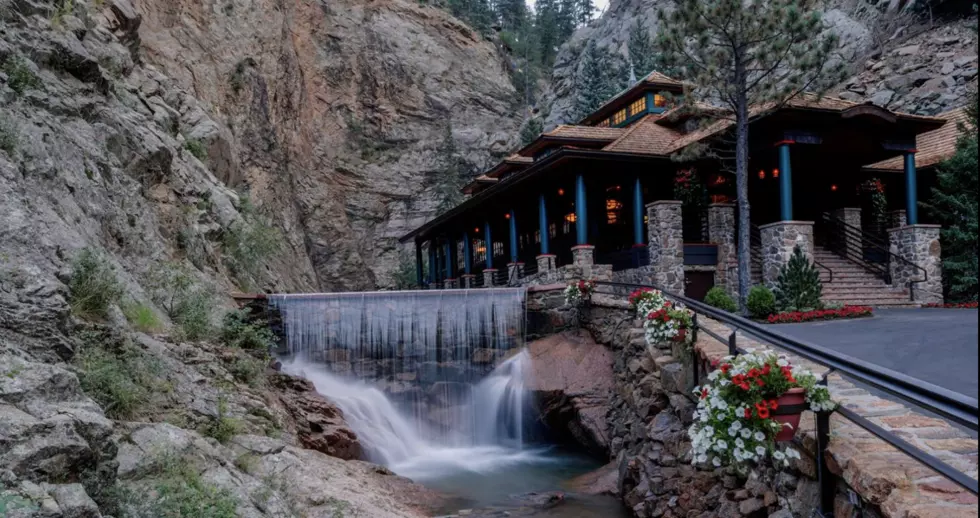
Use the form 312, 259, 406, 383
816, 212, 926, 300
591, 280, 978, 516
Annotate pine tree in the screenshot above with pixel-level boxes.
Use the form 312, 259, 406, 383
520, 117, 544, 145
628, 23, 656, 78
536, 0, 561, 67
435, 123, 465, 213
575, 0, 594, 24
556, 0, 578, 41
774, 245, 823, 312
574, 40, 607, 120
656, 0, 845, 313
496, 0, 528, 32
927, 91, 978, 302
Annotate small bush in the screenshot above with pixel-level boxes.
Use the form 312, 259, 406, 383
120, 454, 239, 518
222, 196, 281, 288
704, 287, 738, 312
75, 332, 161, 419
1, 56, 42, 96
746, 286, 776, 319
0, 119, 17, 155
147, 262, 215, 340
229, 355, 266, 387
69, 248, 124, 319
121, 300, 163, 333
775, 245, 823, 312
221, 309, 276, 350
203, 397, 240, 444
173, 290, 214, 341
183, 139, 207, 160
233, 453, 258, 474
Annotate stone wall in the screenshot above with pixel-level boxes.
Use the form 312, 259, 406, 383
759, 221, 815, 287
888, 225, 944, 304
708, 204, 739, 298
647, 201, 685, 295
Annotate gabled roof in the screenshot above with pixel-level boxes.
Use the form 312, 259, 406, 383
579, 71, 686, 126
461, 174, 498, 194
863, 107, 969, 172
602, 114, 683, 155
516, 124, 627, 157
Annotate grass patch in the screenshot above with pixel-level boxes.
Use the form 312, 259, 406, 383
233, 453, 258, 474
228, 355, 266, 387
121, 300, 163, 333
202, 397, 240, 444
118, 454, 239, 518
69, 247, 124, 320
75, 331, 162, 419
0, 118, 18, 155
146, 262, 215, 341
1, 55, 42, 96
222, 196, 281, 289
184, 139, 207, 161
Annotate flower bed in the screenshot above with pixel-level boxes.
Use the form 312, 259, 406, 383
629, 288, 694, 345
766, 305, 873, 324
922, 301, 978, 309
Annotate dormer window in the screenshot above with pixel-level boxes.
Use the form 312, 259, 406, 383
597, 119, 610, 128
654, 94, 668, 108
612, 109, 627, 125
629, 97, 647, 116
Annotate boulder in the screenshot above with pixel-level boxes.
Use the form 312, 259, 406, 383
270, 373, 363, 460
565, 461, 620, 496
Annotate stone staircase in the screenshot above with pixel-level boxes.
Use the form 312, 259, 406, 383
812, 245, 918, 308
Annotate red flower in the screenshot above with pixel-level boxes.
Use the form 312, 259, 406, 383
740, 382, 751, 391
748, 368, 761, 378
762, 364, 772, 375
744, 408, 752, 419
757, 407, 771, 419
769, 399, 779, 410
755, 378, 765, 387
720, 363, 731, 374
732, 374, 745, 385
700, 388, 709, 400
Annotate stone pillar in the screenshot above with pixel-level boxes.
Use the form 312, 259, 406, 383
890, 210, 907, 230
536, 254, 556, 272
832, 207, 862, 259
707, 203, 737, 297
888, 225, 943, 304
571, 245, 595, 266
444, 278, 458, 289
759, 221, 814, 287
483, 269, 497, 287
507, 262, 524, 283
461, 274, 476, 289
647, 200, 685, 294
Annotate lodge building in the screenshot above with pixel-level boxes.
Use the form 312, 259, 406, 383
400, 72, 963, 305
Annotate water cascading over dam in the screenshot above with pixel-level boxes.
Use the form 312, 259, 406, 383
269, 289, 537, 480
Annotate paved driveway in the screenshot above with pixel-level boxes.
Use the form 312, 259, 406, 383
771, 308, 979, 399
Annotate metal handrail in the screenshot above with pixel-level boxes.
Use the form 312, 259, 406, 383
750, 224, 833, 284
592, 280, 978, 499
819, 213, 927, 300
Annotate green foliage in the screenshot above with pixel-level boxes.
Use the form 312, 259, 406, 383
119, 454, 239, 518
183, 139, 207, 160
233, 453, 258, 474
228, 58, 255, 95
434, 123, 466, 213
229, 355, 266, 387
775, 245, 823, 312
51, 0, 75, 28
627, 22, 656, 78
574, 40, 625, 121
928, 91, 978, 302
392, 251, 418, 290
221, 309, 276, 350
75, 331, 162, 419
69, 247, 124, 320
222, 196, 282, 288
0, 118, 18, 155
1, 55, 42, 96
704, 287, 738, 312
121, 300, 163, 333
746, 285, 776, 319
146, 262, 215, 340
519, 117, 543, 146
203, 397, 241, 444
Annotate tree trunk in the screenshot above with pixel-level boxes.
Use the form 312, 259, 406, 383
735, 68, 752, 314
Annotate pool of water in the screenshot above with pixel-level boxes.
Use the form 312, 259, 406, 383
394, 446, 631, 517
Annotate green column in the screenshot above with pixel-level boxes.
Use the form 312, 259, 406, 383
904, 152, 918, 225
779, 142, 793, 221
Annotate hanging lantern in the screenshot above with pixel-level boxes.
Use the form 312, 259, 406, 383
831, 184, 839, 192
758, 170, 766, 180
558, 188, 565, 196
772, 168, 780, 178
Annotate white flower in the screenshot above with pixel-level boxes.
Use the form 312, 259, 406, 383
735, 438, 745, 448
756, 446, 766, 457
712, 457, 722, 467
773, 451, 786, 461
731, 421, 742, 431
777, 358, 789, 367
754, 431, 766, 441
717, 413, 727, 421
717, 400, 729, 410
700, 412, 710, 423
708, 371, 720, 381
728, 428, 738, 437
716, 440, 728, 450
786, 448, 801, 460
719, 379, 731, 387
697, 453, 708, 464
704, 426, 715, 437
741, 429, 752, 439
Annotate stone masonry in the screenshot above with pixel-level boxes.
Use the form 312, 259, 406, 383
707, 203, 738, 298
759, 221, 815, 287
832, 207, 863, 259
647, 201, 685, 295
890, 209, 908, 229
483, 268, 497, 287
888, 225, 944, 304
572, 245, 596, 266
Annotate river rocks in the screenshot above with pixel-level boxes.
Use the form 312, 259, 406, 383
566, 461, 620, 495
525, 330, 615, 455
270, 373, 363, 461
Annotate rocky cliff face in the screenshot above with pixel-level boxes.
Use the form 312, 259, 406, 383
543, 0, 976, 127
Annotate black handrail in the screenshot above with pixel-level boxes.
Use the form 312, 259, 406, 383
818, 213, 927, 300
592, 280, 979, 498
750, 224, 833, 284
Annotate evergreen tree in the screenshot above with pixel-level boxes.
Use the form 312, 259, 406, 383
575, 0, 594, 24
628, 22, 656, 78
536, 0, 561, 66
656, 0, 845, 313
520, 117, 544, 145
556, 0, 578, 41
435, 123, 465, 213
774, 245, 823, 312
573, 40, 624, 120
927, 91, 978, 302
496, 0, 528, 32
392, 251, 418, 290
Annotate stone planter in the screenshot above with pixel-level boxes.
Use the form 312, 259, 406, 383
773, 388, 806, 442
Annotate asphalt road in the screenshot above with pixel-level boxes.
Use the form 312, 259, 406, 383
771, 308, 979, 399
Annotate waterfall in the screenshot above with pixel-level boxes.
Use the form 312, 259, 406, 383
270, 288, 537, 480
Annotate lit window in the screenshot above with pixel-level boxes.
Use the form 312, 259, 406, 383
565, 213, 577, 223
653, 94, 667, 108
629, 97, 647, 116
606, 199, 623, 225
493, 241, 504, 258
612, 109, 627, 125
597, 119, 610, 128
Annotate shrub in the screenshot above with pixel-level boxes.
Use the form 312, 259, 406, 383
229, 355, 266, 387
0, 118, 17, 155
1, 56, 42, 96
69, 248, 124, 319
121, 300, 163, 333
172, 290, 214, 341
746, 286, 776, 319
203, 397, 240, 444
774, 245, 823, 312
704, 287, 738, 312
221, 309, 276, 350
183, 139, 207, 160
75, 331, 161, 419
222, 196, 281, 288
147, 262, 215, 340
120, 454, 239, 518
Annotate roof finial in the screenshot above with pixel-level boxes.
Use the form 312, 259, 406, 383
628, 59, 638, 86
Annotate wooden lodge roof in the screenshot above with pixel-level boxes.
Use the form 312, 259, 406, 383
579, 71, 687, 126
863, 107, 970, 172
602, 114, 683, 155
543, 125, 627, 140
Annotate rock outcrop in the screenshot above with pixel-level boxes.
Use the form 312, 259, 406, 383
526, 329, 615, 456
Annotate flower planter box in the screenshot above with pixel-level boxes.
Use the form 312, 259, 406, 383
772, 388, 806, 442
